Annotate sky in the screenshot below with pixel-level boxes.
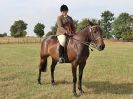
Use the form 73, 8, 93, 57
0, 0, 132, 36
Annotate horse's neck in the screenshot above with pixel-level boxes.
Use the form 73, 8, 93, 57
74, 27, 90, 42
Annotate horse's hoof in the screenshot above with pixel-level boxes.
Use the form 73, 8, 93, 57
51, 82, 56, 85
79, 90, 84, 95
38, 79, 42, 85
73, 92, 77, 96
51, 81, 56, 85
38, 81, 42, 84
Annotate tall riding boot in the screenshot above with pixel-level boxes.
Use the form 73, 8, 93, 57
59, 45, 65, 63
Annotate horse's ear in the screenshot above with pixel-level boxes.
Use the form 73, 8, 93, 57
88, 19, 93, 26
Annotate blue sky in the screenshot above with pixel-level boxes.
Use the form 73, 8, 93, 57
0, 0, 132, 36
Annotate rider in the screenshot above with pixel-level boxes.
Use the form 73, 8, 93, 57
56, 4, 75, 63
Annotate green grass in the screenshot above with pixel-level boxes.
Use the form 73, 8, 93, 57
0, 41, 133, 99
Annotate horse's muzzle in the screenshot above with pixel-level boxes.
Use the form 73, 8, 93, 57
97, 44, 105, 51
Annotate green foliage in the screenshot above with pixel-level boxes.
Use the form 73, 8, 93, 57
0, 32, 7, 37
0, 34, 4, 37
76, 18, 99, 32
46, 31, 54, 37
101, 10, 114, 38
34, 23, 45, 37
51, 24, 57, 34
73, 20, 78, 32
10, 20, 27, 37
45, 24, 57, 37
91, 18, 99, 24
77, 18, 90, 32
112, 13, 133, 40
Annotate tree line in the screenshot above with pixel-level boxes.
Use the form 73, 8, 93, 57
1, 11, 133, 40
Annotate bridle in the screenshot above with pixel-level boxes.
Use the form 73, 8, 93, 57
89, 26, 101, 48
72, 26, 101, 50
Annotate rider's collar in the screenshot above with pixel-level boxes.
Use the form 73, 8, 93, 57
63, 15, 68, 17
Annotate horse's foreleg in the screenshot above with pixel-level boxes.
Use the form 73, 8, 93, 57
72, 63, 77, 96
51, 59, 57, 85
78, 62, 86, 94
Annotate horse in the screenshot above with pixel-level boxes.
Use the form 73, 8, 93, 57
37, 23, 105, 96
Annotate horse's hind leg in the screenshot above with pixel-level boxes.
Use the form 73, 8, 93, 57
51, 58, 57, 85
38, 56, 48, 84
38, 67, 42, 84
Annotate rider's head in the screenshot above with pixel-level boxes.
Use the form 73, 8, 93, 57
60, 4, 68, 16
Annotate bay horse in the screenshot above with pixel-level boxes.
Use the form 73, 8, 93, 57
37, 23, 105, 96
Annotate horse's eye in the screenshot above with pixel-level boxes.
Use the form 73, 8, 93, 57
93, 28, 97, 33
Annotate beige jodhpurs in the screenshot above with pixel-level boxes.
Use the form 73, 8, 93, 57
57, 34, 66, 47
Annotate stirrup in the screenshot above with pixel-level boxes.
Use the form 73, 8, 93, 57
59, 58, 65, 63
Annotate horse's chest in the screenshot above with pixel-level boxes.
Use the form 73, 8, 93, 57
78, 47, 89, 60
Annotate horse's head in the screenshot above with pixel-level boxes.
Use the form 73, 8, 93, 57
89, 24, 105, 51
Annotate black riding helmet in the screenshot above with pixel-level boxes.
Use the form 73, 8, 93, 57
60, 4, 68, 12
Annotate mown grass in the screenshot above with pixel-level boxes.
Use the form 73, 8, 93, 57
0, 41, 133, 99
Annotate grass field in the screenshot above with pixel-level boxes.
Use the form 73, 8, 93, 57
0, 41, 133, 99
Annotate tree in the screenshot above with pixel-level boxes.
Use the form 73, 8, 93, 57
90, 19, 99, 24
101, 10, 114, 38
77, 18, 90, 32
73, 20, 78, 32
45, 24, 57, 37
76, 18, 97, 32
3, 32, 7, 37
10, 20, 27, 37
112, 13, 133, 40
46, 31, 54, 37
34, 23, 45, 37
51, 24, 57, 34
0, 32, 7, 37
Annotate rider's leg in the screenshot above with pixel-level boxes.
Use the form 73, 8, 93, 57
59, 45, 65, 63
57, 35, 66, 63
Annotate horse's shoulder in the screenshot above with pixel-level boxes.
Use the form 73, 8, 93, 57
67, 37, 78, 49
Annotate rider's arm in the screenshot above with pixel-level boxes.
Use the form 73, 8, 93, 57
57, 16, 67, 34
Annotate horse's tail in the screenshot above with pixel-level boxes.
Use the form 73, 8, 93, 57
40, 57, 48, 72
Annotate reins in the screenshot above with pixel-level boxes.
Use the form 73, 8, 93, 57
71, 26, 101, 51
72, 37, 94, 51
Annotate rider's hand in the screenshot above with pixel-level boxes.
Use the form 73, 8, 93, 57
69, 34, 73, 37
64, 32, 68, 36
64, 32, 73, 37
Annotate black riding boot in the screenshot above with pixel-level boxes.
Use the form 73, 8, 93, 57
59, 45, 65, 63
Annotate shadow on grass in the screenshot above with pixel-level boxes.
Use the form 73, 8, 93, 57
83, 81, 133, 94
41, 80, 72, 85
55, 80, 72, 85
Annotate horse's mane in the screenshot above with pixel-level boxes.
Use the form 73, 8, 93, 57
76, 20, 98, 34
79, 25, 90, 32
